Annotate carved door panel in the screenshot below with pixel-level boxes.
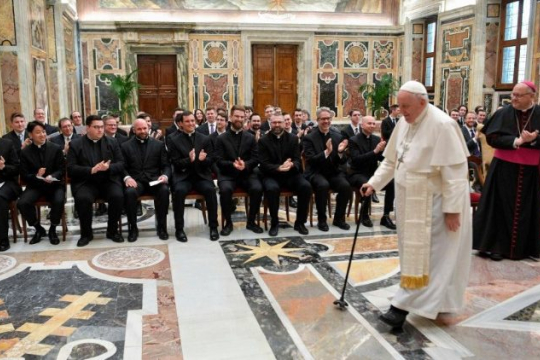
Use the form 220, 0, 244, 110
252, 44, 297, 116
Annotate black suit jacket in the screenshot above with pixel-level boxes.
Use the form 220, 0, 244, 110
38, 123, 59, 135
302, 127, 347, 180
348, 132, 384, 178
214, 129, 259, 181
291, 123, 307, 135
2, 130, 29, 157
167, 131, 213, 184
67, 135, 125, 193
165, 124, 180, 137
122, 137, 171, 184
196, 122, 219, 136
50, 133, 81, 148
461, 126, 481, 155
381, 116, 398, 141
0, 138, 21, 198
258, 132, 302, 177
108, 133, 129, 146
20, 142, 65, 188
340, 124, 359, 140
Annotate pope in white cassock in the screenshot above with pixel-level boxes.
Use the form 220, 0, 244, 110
361, 80, 472, 328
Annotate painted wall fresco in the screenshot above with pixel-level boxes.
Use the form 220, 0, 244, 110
46, 5, 57, 63
484, 21, 499, 89
0, 52, 21, 127
34, 57, 48, 111
411, 38, 423, 82
532, 1, 540, 102
438, 21, 473, 111
189, 35, 242, 111
93, 38, 122, 70
98, 0, 385, 13
30, 0, 46, 51
314, 36, 396, 117
0, 0, 16, 46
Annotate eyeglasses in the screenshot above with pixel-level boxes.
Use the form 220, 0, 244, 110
511, 92, 532, 98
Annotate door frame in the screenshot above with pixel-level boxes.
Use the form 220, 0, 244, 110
242, 31, 313, 111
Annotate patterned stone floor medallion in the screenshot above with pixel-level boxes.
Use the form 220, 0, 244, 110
0, 255, 16, 274
92, 247, 165, 270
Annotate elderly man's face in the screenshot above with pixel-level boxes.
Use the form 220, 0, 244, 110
397, 91, 427, 124
511, 83, 536, 111
317, 110, 332, 132
34, 109, 46, 123
71, 112, 83, 126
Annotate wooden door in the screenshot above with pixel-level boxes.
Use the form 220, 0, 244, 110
252, 44, 297, 116
138, 55, 177, 129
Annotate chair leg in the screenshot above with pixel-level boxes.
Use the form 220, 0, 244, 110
263, 197, 268, 231
10, 204, 17, 243
285, 195, 290, 222
22, 215, 28, 243
309, 196, 314, 227
347, 192, 353, 218
201, 198, 208, 225
327, 192, 332, 219
62, 210, 67, 242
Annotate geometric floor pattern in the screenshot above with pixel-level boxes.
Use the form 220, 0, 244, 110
2, 197, 540, 359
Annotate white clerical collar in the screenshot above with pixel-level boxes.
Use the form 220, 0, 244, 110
520, 103, 535, 112
217, 130, 226, 135
186, 130, 196, 136
231, 128, 242, 135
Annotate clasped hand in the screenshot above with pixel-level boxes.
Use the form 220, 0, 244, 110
91, 160, 110, 174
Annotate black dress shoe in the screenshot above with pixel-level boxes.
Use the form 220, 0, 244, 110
0, 241, 10, 252
30, 226, 47, 245
380, 306, 408, 328
361, 216, 373, 227
380, 215, 397, 230
294, 222, 309, 235
210, 227, 219, 241
128, 227, 139, 242
220, 223, 233, 236
246, 222, 264, 234
490, 253, 504, 261
106, 232, 124, 243
157, 228, 169, 240
476, 250, 490, 258
269, 224, 279, 236
175, 229, 188, 242
317, 221, 329, 232
372, 193, 380, 203
95, 203, 108, 216
48, 228, 60, 245
194, 200, 203, 210
333, 220, 350, 230
288, 197, 297, 208
77, 237, 92, 247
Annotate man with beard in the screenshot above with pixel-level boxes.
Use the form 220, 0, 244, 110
18, 121, 65, 245
122, 119, 171, 242
67, 115, 125, 247
167, 111, 219, 242
215, 105, 263, 236
247, 113, 263, 141
303, 107, 351, 231
259, 114, 312, 236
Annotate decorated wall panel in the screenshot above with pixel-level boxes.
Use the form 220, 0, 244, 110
438, 20, 474, 112
0, 0, 16, 46
0, 52, 21, 124
189, 35, 242, 111
411, 27, 424, 83
314, 36, 397, 118
79, 35, 125, 116
532, 1, 540, 102
30, 0, 46, 52
484, 21, 499, 90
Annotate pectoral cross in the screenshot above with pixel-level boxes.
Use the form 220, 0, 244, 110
397, 143, 409, 169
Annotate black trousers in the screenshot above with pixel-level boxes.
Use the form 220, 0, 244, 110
125, 181, 169, 229
263, 174, 312, 225
173, 177, 218, 229
219, 174, 262, 224
0, 185, 19, 243
310, 173, 352, 222
348, 173, 395, 217
73, 181, 124, 237
18, 185, 65, 226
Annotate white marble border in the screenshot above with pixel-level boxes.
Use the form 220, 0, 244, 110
459, 283, 540, 332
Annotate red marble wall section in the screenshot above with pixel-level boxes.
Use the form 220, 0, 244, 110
343, 72, 367, 116
484, 22, 499, 89
82, 41, 92, 116
411, 38, 423, 82
0, 52, 21, 124
445, 75, 463, 113
203, 73, 228, 110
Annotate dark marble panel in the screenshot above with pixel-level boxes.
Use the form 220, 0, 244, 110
95, 74, 120, 116
318, 40, 339, 69
0, 266, 143, 359
506, 301, 540, 322
317, 72, 338, 114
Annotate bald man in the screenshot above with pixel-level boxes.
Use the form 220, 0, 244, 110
362, 81, 471, 329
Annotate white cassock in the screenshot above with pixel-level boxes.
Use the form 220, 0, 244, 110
368, 104, 472, 319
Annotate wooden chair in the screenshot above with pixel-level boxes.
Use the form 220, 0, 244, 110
186, 191, 208, 224
221, 187, 250, 228
9, 201, 20, 243
467, 155, 485, 213
262, 188, 293, 230
347, 188, 372, 223
19, 177, 68, 243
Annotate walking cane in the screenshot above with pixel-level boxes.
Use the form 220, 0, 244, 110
334, 195, 370, 310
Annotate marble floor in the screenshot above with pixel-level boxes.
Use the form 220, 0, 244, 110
1, 197, 540, 359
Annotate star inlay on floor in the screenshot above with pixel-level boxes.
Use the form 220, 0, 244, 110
232, 240, 305, 265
